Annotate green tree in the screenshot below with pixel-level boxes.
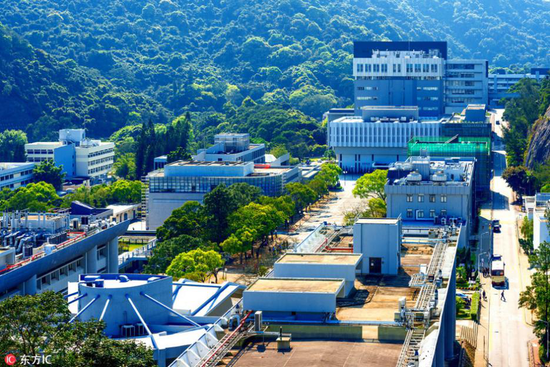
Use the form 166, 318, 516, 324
144, 234, 211, 274
316, 163, 342, 188
113, 153, 136, 179
503, 166, 535, 198
0, 291, 155, 366
166, 248, 224, 282
353, 170, 388, 200
156, 201, 206, 241
33, 160, 65, 191
203, 184, 238, 244
285, 182, 317, 213
109, 180, 142, 203
4, 182, 60, 211
228, 183, 262, 208
0, 130, 27, 162
364, 197, 387, 218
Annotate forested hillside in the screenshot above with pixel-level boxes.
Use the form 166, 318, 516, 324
0, 0, 549, 144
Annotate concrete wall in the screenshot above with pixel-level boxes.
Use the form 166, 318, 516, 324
243, 291, 338, 314
54, 144, 76, 177
147, 192, 205, 230
353, 219, 401, 275
534, 211, 549, 250
266, 324, 363, 340
273, 262, 358, 297
378, 325, 407, 342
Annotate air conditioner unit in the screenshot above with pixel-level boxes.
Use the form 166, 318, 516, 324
121, 325, 135, 338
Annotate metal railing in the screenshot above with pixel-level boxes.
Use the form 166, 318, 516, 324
118, 239, 157, 267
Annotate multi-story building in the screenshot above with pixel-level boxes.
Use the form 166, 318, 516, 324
144, 160, 301, 229
385, 156, 475, 246
25, 129, 114, 182
0, 211, 127, 299
445, 60, 489, 113
192, 133, 266, 164
0, 162, 35, 190
408, 135, 491, 198
488, 68, 550, 105
352, 41, 488, 117
328, 106, 441, 172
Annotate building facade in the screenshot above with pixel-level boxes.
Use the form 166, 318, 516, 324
144, 161, 301, 229
25, 129, 114, 182
385, 156, 474, 246
488, 68, 550, 105
328, 106, 441, 172
0, 162, 35, 190
352, 41, 488, 117
192, 133, 266, 164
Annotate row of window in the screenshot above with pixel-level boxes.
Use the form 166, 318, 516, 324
406, 194, 447, 203
357, 96, 378, 101
356, 63, 439, 74
447, 80, 477, 87
357, 86, 379, 91
87, 148, 114, 158
417, 96, 439, 101
27, 149, 54, 155
0, 169, 33, 181
89, 156, 114, 166
451, 89, 476, 95
406, 209, 447, 218
447, 72, 476, 79
27, 157, 52, 163
88, 163, 113, 175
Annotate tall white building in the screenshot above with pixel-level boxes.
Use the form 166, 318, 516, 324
25, 129, 114, 183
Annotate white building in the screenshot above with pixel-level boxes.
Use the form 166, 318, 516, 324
534, 208, 549, 250
353, 217, 402, 275
25, 129, 114, 182
0, 162, 35, 190
328, 106, 441, 172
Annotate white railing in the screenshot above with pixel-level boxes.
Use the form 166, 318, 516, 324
118, 239, 157, 267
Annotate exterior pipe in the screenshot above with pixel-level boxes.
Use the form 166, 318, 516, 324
69, 295, 100, 323
141, 292, 201, 327
126, 295, 158, 350
68, 293, 87, 305
99, 296, 112, 321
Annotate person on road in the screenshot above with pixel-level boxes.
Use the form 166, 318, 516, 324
483, 289, 487, 301
500, 290, 506, 302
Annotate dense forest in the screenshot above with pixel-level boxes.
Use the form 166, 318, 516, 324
0, 0, 549, 150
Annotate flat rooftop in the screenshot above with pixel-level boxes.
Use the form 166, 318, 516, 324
168, 160, 250, 167
356, 218, 400, 225
234, 340, 401, 367
247, 278, 344, 293
277, 253, 361, 265
0, 162, 34, 170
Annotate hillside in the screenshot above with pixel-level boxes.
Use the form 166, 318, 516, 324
0, 22, 171, 140
526, 105, 550, 169
0, 0, 548, 129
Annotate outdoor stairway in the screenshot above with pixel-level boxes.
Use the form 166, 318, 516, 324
396, 327, 426, 367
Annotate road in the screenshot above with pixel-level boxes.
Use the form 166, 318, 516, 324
292, 174, 360, 244
486, 109, 534, 367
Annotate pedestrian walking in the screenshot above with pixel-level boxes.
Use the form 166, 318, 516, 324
482, 289, 487, 301
500, 290, 506, 302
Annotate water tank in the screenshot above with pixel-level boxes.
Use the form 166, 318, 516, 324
406, 171, 422, 182
431, 171, 447, 182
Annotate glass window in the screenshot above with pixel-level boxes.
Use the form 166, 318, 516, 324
406, 194, 413, 202
441, 209, 447, 216
407, 64, 413, 73
429, 194, 436, 203
415, 64, 421, 73
423, 64, 429, 73
429, 210, 435, 218
418, 194, 424, 202
407, 209, 413, 218
418, 210, 424, 218
440, 195, 447, 203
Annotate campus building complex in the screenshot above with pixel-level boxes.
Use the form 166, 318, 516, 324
488, 68, 550, 105
25, 129, 115, 182
353, 41, 488, 117
144, 160, 301, 229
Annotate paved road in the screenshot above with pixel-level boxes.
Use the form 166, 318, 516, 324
487, 109, 534, 367
292, 174, 360, 244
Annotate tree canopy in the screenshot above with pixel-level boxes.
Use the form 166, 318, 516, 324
353, 170, 388, 201
33, 160, 65, 191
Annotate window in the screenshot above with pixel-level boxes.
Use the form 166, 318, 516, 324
431, 64, 438, 73
407, 64, 413, 73
381, 64, 388, 73
393, 64, 397, 73
440, 195, 447, 203
429, 194, 436, 203
366, 64, 372, 72
418, 194, 424, 202
417, 210, 425, 218
407, 209, 413, 218
441, 209, 447, 217
429, 210, 435, 218
357, 63, 364, 72
414, 64, 421, 73
423, 64, 429, 73
397, 64, 401, 73
373, 64, 380, 72
406, 194, 413, 202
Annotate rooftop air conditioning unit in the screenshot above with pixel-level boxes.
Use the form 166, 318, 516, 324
121, 325, 136, 338
406, 172, 422, 182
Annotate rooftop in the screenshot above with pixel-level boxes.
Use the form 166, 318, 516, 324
356, 218, 401, 225
277, 253, 361, 265
0, 162, 34, 170
247, 278, 344, 293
